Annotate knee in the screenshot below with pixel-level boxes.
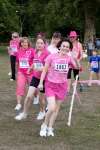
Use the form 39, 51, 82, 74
26, 95, 33, 102
49, 105, 56, 113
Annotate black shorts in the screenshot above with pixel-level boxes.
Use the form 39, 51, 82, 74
67, 68, 79, 79
30, 76, 45, 93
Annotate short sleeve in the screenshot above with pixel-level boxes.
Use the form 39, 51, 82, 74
42, 50, 50, 65
45, 54, 53, 66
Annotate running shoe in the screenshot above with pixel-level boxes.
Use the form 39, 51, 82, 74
10, 78, 15, 81
47, 127, 54, 137
37, 111, 45, 120
14, 112, 27, 121
40, 123, 47, 137
14, 104, 22, 111
8, 72, 11, 76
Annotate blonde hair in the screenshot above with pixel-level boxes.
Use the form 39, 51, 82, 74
12, 32, 19, 37
19, 37, 32, 48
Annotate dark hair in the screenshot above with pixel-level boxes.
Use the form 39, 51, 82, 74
36, 32, 46, 38
35, 37, 46, 52
36, 37, 46, 44
92, 49, 98, 53
57, 37, 73, 50
19, 37, 32, 47
52, 32, 62, 39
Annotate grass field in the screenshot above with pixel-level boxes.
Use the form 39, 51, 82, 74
0, 47, 100, 150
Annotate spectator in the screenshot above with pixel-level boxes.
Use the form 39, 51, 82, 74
86, 39, 95, 56
95, 38, 100, 50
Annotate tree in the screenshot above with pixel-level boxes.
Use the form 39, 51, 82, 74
0, 0, 100, 42
0, 0, 20, 32
43, 0, 100, 42
76, 0, 100, 43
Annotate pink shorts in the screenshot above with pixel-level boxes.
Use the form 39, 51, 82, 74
45, 80, 68, 101
16, 72, 33, 96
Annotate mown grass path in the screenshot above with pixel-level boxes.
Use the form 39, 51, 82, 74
0, 49, 100, 150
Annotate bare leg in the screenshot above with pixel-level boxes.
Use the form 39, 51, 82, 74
96, 72, 100, 80
43, 96, 56, 126
17, 95, 23, 104
23, 86, 36, 114
88, 71, 94, 86
39, 92, 46, 112
67, 79, 71, 93
40, 98, 62, 137
48, 100, 62, 128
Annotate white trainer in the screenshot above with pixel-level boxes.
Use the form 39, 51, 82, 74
14, 104, 22, 111
8, 72, 11, 76
33, 96, 39, 105
47, 127, 54, 137
14, 112, 27, 121
40, 124, 47, 137
10, 78, 14, 81
37, 111, 45, 120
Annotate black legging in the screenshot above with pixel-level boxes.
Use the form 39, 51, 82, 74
10, 55, 16, 80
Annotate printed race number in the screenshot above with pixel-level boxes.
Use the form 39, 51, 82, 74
34, 62, 43, 70
91, 61, 98, 68
54, 63, 68, 73
11, 47, 17, 52
19, 59, 29, 68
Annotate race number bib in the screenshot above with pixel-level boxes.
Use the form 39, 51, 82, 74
91, 61, 98, 68
54, 63, 68, 73
11, 46, 17, 52
19, 59, 29, 68
34, 62, 43, 70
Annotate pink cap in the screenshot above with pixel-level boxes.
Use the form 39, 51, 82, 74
69, 31, 77, 37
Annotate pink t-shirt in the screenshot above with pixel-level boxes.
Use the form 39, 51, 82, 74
9, 38, 20, 56
16, 47, 35, 75
45, 53, 76, 83
72, 41, 83, 60
33, 49, 49, 79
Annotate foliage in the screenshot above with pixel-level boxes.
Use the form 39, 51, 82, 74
0, 0, 100, 41
0, 0, 19, 32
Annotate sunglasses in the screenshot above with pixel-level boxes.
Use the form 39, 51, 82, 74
62, 45, 70, 48
12, 36, 18, 38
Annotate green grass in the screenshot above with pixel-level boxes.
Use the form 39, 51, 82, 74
0, 46, 8, 55
0, 51, 100, 150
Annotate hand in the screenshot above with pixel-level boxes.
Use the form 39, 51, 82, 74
38, 83, 43, 91
27, 67, 32, 74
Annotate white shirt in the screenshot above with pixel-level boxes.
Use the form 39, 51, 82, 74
47, 44, 59, 54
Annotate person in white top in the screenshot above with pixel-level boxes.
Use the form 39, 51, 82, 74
48, 32, 62, 54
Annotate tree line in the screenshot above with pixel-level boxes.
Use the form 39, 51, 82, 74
0, 0, 100, 42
